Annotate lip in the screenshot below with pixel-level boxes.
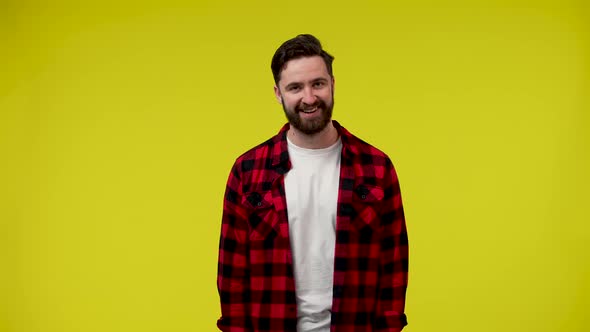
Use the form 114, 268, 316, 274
300, 107, 318, 114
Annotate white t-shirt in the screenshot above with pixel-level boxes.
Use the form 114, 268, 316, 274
284, 136, 342, 332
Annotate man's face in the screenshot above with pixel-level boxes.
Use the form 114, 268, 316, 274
274, 56, 334, 135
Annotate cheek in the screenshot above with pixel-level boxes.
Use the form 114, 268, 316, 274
283, 96, 299, 108
320, 90, 333, 101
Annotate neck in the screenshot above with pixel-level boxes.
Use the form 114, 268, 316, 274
287, 121, 339, 149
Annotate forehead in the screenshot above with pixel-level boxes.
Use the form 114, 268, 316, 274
279, 56, 330, 85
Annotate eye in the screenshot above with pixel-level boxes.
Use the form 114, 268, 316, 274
287, 85, 301, 92
313, 81, 326, 88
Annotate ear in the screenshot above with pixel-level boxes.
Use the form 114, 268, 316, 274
274, 85, 282, 104
331, 76, 335, 92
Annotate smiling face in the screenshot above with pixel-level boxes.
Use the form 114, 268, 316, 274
274, 56, 335, 136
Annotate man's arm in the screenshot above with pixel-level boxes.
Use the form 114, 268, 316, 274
217, 163, 252, 332
375, 158, 409, 331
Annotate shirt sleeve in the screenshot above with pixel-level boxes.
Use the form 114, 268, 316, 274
375, 158, 409, 331
217, 162, 252, 332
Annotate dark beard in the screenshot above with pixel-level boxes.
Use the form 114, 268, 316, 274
282, 99, 334, 135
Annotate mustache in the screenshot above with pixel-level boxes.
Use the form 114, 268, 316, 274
296, 100, 326, 112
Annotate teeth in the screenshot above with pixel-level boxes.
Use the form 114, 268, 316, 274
302, 107, 317, 113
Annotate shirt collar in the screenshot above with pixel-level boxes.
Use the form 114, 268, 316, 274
271, 120, 359, 169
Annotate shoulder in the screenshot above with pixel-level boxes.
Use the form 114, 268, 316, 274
339, 123, 393, 167
339, 128, 404, 198
230, 124, 288, 179
234, 136, 275, 168
349, 133, 389, 157
224, 134, 280, 195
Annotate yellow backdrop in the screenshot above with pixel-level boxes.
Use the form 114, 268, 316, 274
1, 0, 588, 331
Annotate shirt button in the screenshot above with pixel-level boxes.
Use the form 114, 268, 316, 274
361, 194, 366, 199
257, 202, 262, 206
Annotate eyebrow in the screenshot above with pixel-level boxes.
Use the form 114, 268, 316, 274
284, 82, 302, 90
284, 77, 329, 89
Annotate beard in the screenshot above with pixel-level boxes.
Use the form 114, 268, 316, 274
281, 97, 334, 135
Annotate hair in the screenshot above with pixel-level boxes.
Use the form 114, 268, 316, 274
271, 34, 335, 85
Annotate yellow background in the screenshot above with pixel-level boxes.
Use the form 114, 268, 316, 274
1, 0, 588, 331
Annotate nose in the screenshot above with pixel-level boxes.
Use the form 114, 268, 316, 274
301, 86, 317, 105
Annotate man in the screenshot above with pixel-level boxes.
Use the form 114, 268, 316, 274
217, 34, 409, 332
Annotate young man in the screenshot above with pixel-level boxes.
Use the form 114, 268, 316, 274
217, 34, 409, 332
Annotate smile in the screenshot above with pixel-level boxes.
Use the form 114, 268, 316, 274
300, 107, 318, 114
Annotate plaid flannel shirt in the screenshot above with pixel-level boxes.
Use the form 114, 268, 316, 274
217, 121, 409, 331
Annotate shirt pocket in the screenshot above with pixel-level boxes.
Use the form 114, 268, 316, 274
350, 184, 384, 232
243, 190, 281, 241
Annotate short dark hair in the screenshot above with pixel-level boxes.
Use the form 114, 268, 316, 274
271, 34, 335, 85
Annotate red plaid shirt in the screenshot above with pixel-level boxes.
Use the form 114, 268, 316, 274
217, 121, 409, 331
